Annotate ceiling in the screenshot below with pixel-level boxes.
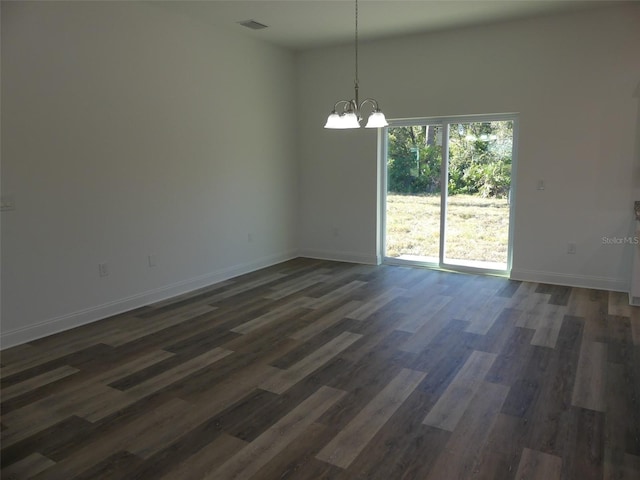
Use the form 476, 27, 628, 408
153, 0, 615, 51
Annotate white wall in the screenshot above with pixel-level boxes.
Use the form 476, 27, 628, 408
0, 1, 298, 347
297, 4, 640, 290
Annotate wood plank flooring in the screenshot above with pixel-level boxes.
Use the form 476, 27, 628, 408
1, 258, 639, 479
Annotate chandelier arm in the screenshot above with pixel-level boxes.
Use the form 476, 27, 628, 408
331, 99, 353, 113
359, 98, 382, 112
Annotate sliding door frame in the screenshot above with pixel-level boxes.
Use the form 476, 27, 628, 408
378, 113, 519, 276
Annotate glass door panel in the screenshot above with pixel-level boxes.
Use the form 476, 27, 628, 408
385, 124, 443, 263
443, 120, 513, 269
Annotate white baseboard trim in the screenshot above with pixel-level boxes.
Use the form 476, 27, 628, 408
510, 268, 628, 292
298, 249, 379, 266
0, 250, 298, 350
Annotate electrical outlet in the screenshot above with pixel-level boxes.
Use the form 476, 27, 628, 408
567, 242, 577, 254
98, 263, 109, 277
0, 195, 15, 211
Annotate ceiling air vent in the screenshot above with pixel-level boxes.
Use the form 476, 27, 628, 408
238, 20, 269, 30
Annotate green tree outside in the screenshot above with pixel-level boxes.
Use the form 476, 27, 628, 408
387, 121, 512, 198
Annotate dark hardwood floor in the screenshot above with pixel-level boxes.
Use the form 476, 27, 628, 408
1, 258, 639, 479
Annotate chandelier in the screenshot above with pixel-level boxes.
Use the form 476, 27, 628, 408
324, 0, 388, 129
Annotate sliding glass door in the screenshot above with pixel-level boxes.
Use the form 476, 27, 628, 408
385, 123, 443, 263
382, 115, 517, 274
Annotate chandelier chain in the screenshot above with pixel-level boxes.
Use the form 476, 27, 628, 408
355, 0, 359, 88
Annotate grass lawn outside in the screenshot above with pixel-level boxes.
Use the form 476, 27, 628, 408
385, 193, 510, 265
